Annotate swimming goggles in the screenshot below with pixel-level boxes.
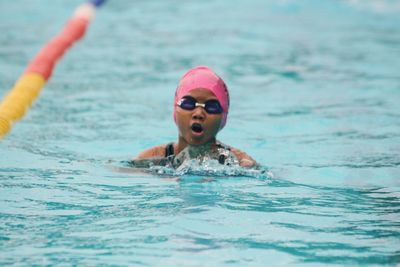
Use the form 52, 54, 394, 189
177, 96, 223, 114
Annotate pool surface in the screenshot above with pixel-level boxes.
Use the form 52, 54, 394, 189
1, 0, 399, 266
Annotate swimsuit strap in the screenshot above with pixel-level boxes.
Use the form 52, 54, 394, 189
216, 142, 231, 164
165, 142, 175, 157
165, 143, 175, 167
216, 142, 231, 151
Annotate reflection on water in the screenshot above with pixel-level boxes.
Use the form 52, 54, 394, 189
1, 167, 398, 265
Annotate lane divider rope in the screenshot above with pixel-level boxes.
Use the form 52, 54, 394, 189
0, 0, 106, 138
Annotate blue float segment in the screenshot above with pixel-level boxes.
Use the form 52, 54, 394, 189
88, 0, 106, 7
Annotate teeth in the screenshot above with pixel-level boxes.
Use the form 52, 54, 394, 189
191, 123, 203, 133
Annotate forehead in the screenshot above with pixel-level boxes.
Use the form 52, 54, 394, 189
185, 88, 217, 101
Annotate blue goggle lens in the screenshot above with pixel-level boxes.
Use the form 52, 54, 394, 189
178, 97, 223, 114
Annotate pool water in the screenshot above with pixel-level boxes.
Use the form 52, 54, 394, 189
1, 0, 399, 265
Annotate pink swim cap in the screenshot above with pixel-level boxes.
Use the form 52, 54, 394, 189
173, 66, 230, 130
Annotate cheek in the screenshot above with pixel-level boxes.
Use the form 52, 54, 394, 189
175, 110, 190, 131
206, 116, 222, 133
176, 110, 189, 123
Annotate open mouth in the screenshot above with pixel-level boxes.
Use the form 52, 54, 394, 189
191, 123, 203, 134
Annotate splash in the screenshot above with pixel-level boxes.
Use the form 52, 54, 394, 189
146, 159, 272, 179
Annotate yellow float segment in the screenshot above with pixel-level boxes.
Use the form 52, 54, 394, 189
0, 73, 46, 137
0, 116, 11, 137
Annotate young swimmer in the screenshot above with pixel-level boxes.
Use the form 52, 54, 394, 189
132, 66, 257, 168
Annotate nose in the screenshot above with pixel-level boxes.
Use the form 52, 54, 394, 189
191, 106, 205, 121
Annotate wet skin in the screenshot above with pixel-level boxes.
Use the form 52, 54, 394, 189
175, 88, 222, 153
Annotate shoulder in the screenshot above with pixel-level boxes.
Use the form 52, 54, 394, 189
134, 144, 168, 160
229, 146, 258, 167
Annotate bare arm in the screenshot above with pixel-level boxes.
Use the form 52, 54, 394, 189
134, 145, 167, 160
230, 147, 258, 167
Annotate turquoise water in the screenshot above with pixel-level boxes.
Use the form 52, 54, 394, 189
1, 0, 400, 265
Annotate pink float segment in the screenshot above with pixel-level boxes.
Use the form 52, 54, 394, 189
24, 3, 97, 80
24, 18, 89, 80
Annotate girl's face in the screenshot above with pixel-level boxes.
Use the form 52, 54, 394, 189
175, 88, 223, 146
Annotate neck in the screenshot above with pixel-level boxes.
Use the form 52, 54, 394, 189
176, 137, 217, 156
